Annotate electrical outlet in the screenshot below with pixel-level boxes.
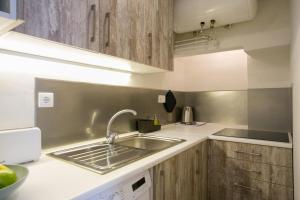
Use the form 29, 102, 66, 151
38, 92, 54, 108
158, 95, 166, 103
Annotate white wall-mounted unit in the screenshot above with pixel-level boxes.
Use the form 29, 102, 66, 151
174, 0, 258, 33
0, 0, 23, 35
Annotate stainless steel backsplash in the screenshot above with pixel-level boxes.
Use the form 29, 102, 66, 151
185, 88, 292, 132
185, 91, 248, 125
36, 79, 185, 148
36, 78, 292, 148
248, 88, 292, 132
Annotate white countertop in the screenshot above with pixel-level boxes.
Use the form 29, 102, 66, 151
7, 123, 292, 200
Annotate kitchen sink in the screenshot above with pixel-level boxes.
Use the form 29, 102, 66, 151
48, 135, 185, 174
116, 135, 185, 151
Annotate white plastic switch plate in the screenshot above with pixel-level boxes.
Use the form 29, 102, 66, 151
38, 92, 54, 108
158, 95, 166, 103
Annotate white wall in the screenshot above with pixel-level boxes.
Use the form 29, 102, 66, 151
0, 72, 34, 130
174, 46, 291, 92
247, 45, 291, 89
175, 0, 291, 57
291, 0, 300, 199
175, 49, 248, 91
129, 64, 186, 91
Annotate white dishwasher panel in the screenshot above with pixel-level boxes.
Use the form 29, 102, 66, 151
87, 170, 152, 200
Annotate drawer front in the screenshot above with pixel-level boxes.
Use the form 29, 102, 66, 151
209, 156, 293, 187
209, 172, 294, 200
208, 184, 233, 200
209, 185, 265, 200
210, 140, 293, 167
209, 184, 294, 200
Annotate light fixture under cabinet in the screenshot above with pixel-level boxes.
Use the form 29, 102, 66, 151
0, 32, 166, 74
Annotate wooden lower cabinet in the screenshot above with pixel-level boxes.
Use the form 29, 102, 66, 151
152, 139, 293, 200
208, 140, 294, 200
209, 182, 293, 200
209, 140, 293, 167
153, 141, 208, 200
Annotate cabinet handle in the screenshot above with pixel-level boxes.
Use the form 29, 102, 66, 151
105, 12, 111, 47
235, 150, 262, 157
233, 183, 261, 192
239, 167, 261, 174
89, 4, 96, 42
148, 33, 152, 60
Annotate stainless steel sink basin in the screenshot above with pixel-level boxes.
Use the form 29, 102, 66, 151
48, 135, 185, 174
116, 135, 185, 151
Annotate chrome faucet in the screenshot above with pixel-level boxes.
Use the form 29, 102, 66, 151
106, 109, 137, 144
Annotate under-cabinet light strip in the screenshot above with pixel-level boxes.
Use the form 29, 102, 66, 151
0, 32, 166, 74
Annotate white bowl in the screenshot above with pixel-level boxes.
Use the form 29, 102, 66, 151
0, 165, 29, 200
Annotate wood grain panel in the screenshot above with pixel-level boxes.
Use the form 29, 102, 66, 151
153, 141, 207, 200
144, 0, 173, 70
16, 0, 100, 51
128, 0, 146, 63
209, 156, 293, 187
17, 0, 174, 71
209, 172, 293, 200
144, 0, 153, 66
208, 140, 294, 200
210, 140, 293, 167
167, 0, 174, 71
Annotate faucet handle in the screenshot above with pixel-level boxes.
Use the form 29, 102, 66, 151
106, 132, 118, 144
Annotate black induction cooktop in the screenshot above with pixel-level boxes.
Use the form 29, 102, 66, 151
213, 128, 290, 143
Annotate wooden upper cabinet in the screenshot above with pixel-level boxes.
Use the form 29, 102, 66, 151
99, 0, 174, 70
99, 0, 132, 60
129, 0, 147, 64
15, 0, 100, 52
145, 0, 174, 70
157, 0, 174, 71
15, 0, 174, 70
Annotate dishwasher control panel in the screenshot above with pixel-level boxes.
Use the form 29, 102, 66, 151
87, 170, 152, 200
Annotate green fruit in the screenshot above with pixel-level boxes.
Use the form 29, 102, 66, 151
0, 165, 17, 189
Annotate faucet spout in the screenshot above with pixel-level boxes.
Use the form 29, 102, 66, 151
106, 109, 137, 144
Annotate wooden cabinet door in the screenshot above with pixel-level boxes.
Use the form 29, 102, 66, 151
210, 140, 293, 167
16, 0, 100, 52
209, 156, 293, 188
167, 0, 174, 71
16, 0, 174, 70
145, 0, 174, 71
158, 0, 174, 71
128, 0, 147, 64
99, 0, 150, 65
144, 0, 159, 68
100, 0, 174, 70
99, 0, 131, 60
153, 141, 208, 200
